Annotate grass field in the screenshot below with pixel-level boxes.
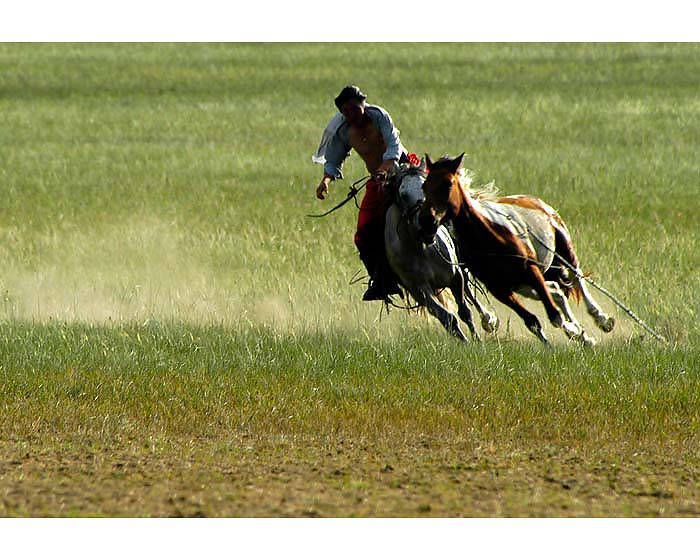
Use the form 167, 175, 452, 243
1, 43, 699, 517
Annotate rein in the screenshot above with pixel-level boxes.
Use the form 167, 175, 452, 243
307, 175, 370, 218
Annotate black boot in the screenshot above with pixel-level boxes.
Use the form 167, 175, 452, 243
359, 251, 403, 301
362, 281, 387, 301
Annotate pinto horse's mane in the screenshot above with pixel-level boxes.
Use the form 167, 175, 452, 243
429, 157, 499, 201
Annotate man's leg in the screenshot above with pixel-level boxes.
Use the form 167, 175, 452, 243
354, 180, 401, 301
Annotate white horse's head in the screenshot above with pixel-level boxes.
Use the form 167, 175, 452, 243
393, 160, 428, 226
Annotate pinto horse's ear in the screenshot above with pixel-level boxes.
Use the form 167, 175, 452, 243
446, 153, 465, 174
425, 154, 433, 170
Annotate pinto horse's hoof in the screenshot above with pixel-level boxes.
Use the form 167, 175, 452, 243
581, 333, 598, 347
528, 325, 550, 345
599, 316, 615, 333
481, 313, 499, 334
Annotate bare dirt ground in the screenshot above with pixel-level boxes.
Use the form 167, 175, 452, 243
2, 435, 699, 517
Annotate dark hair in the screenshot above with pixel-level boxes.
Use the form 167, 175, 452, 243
334, 85, 367, 110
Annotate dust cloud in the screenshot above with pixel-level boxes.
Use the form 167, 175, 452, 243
1, 214, 633, 344
0, 214, 375, 334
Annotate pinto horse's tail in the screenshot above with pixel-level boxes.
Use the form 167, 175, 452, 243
546, 216, 583, 304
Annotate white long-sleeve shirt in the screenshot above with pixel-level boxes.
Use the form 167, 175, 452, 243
311, 104, 406, 180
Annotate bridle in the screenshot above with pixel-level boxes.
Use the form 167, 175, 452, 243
391, 166, 427, 227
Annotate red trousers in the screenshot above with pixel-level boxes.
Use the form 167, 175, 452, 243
353, 178, 388, 256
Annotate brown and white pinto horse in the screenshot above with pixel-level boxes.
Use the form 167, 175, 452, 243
418, 153, 615, 345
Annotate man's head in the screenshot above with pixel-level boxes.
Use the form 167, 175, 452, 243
334, 85, 367, 124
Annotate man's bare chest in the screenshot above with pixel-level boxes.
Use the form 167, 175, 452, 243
348, 122, 385, 156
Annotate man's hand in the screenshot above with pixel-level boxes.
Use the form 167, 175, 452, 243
378, 159, 397, 173
372, 169, 388, 183
372, 160, 397, 184
316, 177, 331, 200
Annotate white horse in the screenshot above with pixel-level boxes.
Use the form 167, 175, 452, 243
384, 160, 498, 341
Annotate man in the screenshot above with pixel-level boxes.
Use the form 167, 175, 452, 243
312, 85, 407, 301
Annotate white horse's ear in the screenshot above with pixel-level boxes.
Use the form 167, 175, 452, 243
419, 157, 427, 173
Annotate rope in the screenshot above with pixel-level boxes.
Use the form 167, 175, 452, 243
488, 205, 669, 344
426, 199, 668, 343
530, 235, 668, 344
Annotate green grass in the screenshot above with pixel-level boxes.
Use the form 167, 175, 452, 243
1, 321, 698, 446
1, 43, 699, 516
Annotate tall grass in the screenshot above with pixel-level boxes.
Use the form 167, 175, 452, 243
1, 43, 699, 449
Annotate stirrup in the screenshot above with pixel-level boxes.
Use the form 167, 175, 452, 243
362, 282, 387, 301
362, 281, 403, 301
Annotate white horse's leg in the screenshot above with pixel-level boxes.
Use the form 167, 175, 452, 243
419, 289, 469, 342
574, 273, 615, 333
546, 281, 597, 346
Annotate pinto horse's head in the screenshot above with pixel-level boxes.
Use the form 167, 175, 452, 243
418, 153, 465, 243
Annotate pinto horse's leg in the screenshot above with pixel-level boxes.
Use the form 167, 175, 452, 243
546, 281, 597, 347
524, 264, 568, 330
497, 263, 581, 345
448, 271, 479, 340
551, 222, 616, 334
575, 275, 616, 333
525, 263, 589, 341
493, 290, 550, 345
461, 269, 499, 334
